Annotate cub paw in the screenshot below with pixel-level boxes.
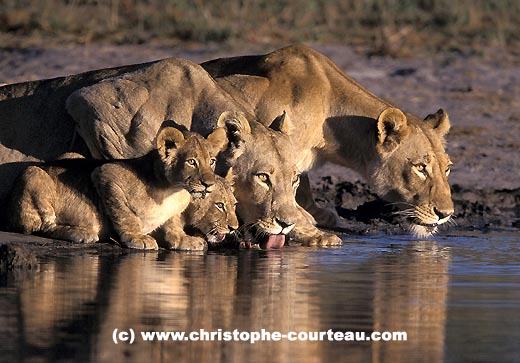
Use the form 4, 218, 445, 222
121, 233, 159, 250
68, 229, 99, 244
167, 236, 207, 251
312, 207, 339, 228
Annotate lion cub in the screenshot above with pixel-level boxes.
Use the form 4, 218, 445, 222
9, 126, 229, 251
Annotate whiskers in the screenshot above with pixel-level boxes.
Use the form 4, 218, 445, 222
408, 224, 438, 239
387, 202, 456, 238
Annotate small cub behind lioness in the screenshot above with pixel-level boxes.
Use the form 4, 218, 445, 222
9, 126, 230, 250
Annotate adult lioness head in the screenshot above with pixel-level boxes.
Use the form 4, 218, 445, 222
155, 126, 227, 198
183, 174, 239, 245
217, 111, 302, 249
370, 107, 454, 237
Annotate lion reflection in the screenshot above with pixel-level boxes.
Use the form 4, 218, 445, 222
6, 240, 449, 363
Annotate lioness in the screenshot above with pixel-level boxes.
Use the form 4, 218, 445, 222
8, 126, 231, 250
202, 45, 454, 237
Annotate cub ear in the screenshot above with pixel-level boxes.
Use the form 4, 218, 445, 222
268, 110, 291, 134
156, 127, 185, 160
376, 107, 409, 155
424, 108, 450, 137
207, 127, 228, 154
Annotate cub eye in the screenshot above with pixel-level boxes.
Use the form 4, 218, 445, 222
209, 158, 216, 167
186, 159, 197, 166
215, 202, 225, 211
445, 165, 452, 176
257, 173, 270, 183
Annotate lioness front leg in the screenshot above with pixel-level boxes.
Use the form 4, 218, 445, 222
161, 215, 207, 251
296, 173, 339, 228
290, 206, 342, 246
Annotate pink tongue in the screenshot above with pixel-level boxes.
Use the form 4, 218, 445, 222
260, 234, 286, 249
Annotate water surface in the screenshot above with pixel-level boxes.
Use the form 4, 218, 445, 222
1, 231, 519, 363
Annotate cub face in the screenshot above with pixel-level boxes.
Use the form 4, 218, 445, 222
156, 126, 227, 198
183, 174, 239, 245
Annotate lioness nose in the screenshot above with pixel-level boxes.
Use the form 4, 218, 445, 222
275, 218, 294, 230
434, 207, 453, 220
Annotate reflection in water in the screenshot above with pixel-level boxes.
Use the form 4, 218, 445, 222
1, 233, 519, 363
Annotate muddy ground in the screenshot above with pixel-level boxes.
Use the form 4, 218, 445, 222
0, 43, 519, 251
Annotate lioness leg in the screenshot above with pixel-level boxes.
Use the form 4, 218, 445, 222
160, 215, 207, 251
296, 173, 339, 228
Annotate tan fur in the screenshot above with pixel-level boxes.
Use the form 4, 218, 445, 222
8, 127, 231, 250
202, 45, 455, 236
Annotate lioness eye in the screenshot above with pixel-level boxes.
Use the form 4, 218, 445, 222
257, 173, 269, 183
209, 158, 216, 167
216, 202, 225, 211
445, 165, 451, 176
413, 163, 428, 179
186, 159, 197, 166
417, 164, 426, 173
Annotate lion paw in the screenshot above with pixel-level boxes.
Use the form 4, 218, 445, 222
65, 228, 99, 244
301, 231, 342, 247
121, 233, 158, 250
167, 236, 207, 251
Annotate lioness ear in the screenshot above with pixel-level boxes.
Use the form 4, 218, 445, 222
224, 167, 235, 187
156, 127, 185, 160
269, 111, 291, 134
217, 111, 251, 157
424, 108, 450, 137
376, 107, 409, 155
207, 127, 228, 153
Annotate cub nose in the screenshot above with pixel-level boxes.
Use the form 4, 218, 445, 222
202, 179, 215, 192
434, 207, 454, 220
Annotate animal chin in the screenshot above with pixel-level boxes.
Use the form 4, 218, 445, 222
189, 188, 209, 199
408, 223, 438, 238
207, 232, 226, 244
